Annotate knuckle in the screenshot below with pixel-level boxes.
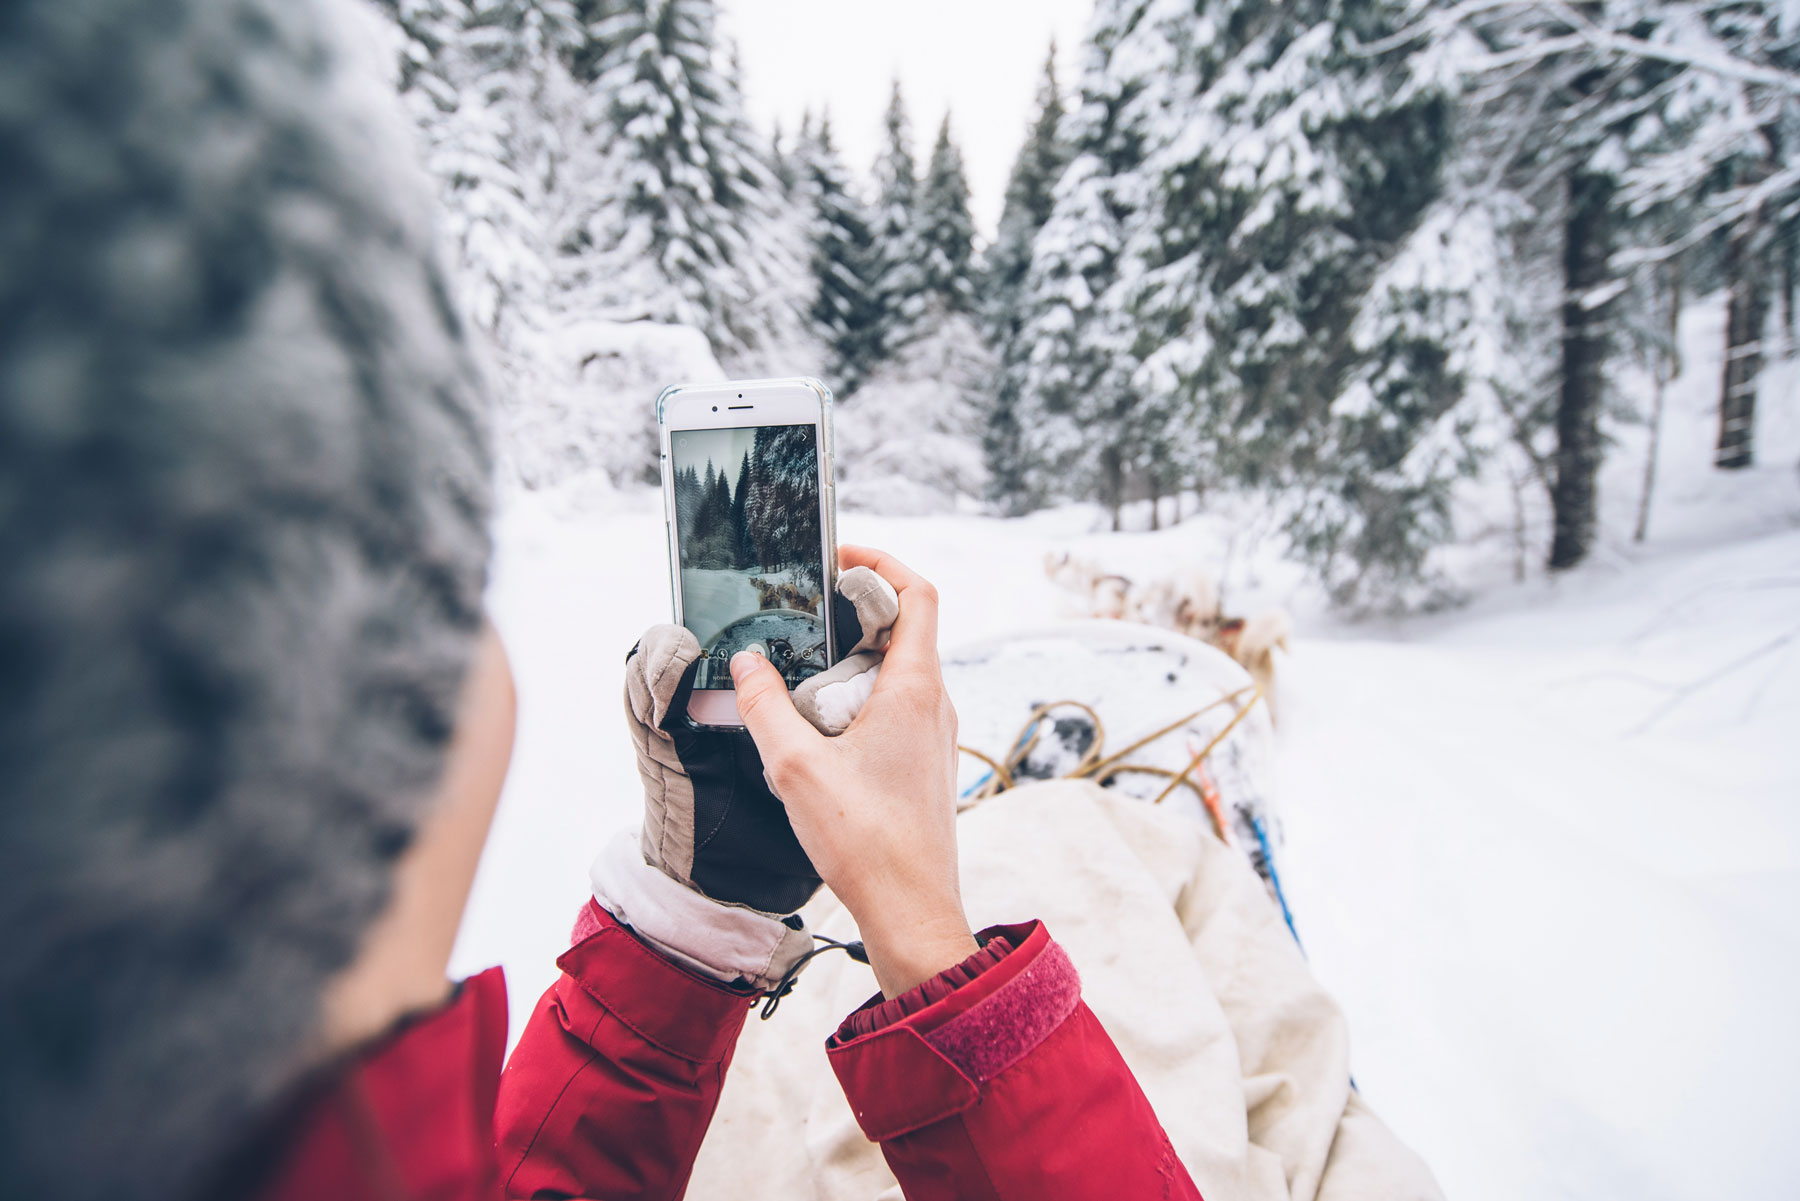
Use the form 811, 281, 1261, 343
915, 581, 940, 607
764, 745, 812, 789
759, 742, 794, 776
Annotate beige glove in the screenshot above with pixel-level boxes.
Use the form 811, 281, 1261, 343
622, 566, 899, 916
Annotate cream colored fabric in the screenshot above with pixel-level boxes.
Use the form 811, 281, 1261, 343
588, 831, 812, 992
688, 778, 1444, 1201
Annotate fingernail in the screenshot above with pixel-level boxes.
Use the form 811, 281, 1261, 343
730, 651, 761, 682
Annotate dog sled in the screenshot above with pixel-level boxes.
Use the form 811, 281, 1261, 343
945, 621, 1298, 939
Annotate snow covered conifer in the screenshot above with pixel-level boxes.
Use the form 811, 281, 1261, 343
1671, 1, 1797, 469
1130, 0, 1452, 484
769, 118, 799, 197
914, 114, 978, 314
565, 0, 614, 81
837, 112, 994, 512
1101, 0, 1465, 588
390, 0, 470, 106
432, 0, 580, 337
869, 81, 928, 356
984, 43, 1070, 513
985, 44, 1069, 344
1427, 0, 1751, 566
1010, 0, 1167, 526
566, 0, 797, 361
835, 108, 990, 510
799, 114, 882, 392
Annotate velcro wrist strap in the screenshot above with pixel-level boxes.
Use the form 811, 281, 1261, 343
827, 1024, 981, 1141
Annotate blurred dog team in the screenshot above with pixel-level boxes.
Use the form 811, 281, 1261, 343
750, 575, 824, 613
1044, 551, 1291, 721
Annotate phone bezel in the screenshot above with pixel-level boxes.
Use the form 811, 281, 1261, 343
657, 377, 838, 729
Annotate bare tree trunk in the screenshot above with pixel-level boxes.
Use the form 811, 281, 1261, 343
1510, 462, 1529, 583
1549, 169, 1616, 570
1782, 218, 1797, 356
1635, 258, 1681, 543
1717, 219, 1769, 469
1101, 446, 1124, 532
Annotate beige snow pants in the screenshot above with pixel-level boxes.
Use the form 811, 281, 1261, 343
688, 778, 1445, 1201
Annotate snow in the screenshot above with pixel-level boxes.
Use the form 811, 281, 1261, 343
454, 292, 1799, 1199
833, 309, 994, 514
675, 568, 759, 644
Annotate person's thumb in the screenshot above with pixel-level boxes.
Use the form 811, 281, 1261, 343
729, 650, 818, 766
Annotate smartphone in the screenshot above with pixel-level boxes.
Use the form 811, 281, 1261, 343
658, 377, 838, 728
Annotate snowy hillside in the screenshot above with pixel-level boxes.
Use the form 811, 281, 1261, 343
455, 291, 1800, 1199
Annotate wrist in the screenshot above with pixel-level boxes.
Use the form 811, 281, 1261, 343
855, 907, 979, 999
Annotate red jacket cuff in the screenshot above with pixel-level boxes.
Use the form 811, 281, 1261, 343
826, 921, 1082, 1141
555, 901, 754, 1065
836, 934, 1015, 1040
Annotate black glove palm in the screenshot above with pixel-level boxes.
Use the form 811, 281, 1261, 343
623, 564, 900, 915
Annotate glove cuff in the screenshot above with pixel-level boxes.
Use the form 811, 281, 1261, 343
590, 831, 812, 993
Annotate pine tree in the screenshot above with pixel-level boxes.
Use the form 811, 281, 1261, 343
984, 43, 1070, 514
799, 114, 882, 392
1012, 0, 1170, 527
1689, 1, 1795, 469
869, 81, 928, 355
731, 452, 753, 563
769, 118, 799, 197
565, 0, 797, 360
391, 0, 469, 107
1435, 1, 1719, 567
404, 0, 580, 338
985, 44, 1069, 343
566, 0, 614, 81
914, 115, 978, 313
676, 463, 701, 545
1128, 0, 1455, 515
1012, 0, 1468, 591
745, 426, 821, 584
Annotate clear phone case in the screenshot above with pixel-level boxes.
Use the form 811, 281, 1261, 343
656, 378, 837, 728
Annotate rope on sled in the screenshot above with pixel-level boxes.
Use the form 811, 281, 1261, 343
956, 685, 1264, 828
954, 684, 1309, 956
955, 684, 1308, 952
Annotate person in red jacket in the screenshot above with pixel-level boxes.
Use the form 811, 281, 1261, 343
0, 2, 1198, 1199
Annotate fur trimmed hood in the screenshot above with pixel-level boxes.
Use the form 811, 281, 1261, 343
0, 1, 493, 1198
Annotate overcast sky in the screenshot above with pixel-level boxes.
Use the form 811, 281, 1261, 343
671, 424, 757, 484
715, 0, 1096, 240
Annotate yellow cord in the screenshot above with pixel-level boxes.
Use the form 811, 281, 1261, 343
1149, 686, 1263, 805
957, 685, 1264, 808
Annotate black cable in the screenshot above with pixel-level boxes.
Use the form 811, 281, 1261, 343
760, 933, 868, 1019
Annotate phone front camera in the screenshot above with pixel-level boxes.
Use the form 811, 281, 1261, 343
711, 405, 718, 412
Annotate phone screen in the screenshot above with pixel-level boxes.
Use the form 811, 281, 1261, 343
670, 423, 827, 691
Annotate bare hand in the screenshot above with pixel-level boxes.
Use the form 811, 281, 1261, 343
729, 546, 977, 997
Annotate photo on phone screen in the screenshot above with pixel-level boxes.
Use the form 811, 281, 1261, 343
671, 423, 826, 691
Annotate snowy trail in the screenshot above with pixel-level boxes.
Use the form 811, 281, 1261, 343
677, 567, 761, 644
1278, 531, 1800, 1201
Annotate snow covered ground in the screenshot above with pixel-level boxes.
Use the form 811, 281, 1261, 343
677, 567, 761, 644
453, 303, 1799, 1200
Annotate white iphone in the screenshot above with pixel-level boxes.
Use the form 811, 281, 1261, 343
657, 377, 839, 728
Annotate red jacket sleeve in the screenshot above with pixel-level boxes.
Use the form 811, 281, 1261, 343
827, 921, 1201, 1201
494, 902, 754, 1200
